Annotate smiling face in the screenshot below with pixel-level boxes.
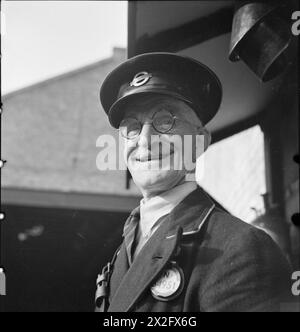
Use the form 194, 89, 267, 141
120, 94, 209, 199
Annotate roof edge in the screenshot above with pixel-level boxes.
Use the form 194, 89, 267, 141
2, 47, 126, 100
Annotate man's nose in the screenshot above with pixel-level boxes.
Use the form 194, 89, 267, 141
137, 123, 156, 148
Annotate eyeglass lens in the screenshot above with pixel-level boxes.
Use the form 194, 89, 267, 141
120, 109, 175, 138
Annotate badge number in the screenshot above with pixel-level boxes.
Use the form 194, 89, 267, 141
151, 265, 184, 301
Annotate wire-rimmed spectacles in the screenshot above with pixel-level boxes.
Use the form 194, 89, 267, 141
119, 109, 201, 139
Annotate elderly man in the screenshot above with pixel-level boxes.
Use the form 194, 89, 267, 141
95, 53, 292, 312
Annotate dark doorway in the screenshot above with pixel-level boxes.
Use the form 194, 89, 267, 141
1, 205, 127, 312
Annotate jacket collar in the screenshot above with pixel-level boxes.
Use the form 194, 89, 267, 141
122, 206, 140, 238
122, 185, 215, 239
166, 186, 215, 238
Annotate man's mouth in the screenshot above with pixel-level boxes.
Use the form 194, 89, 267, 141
135, 152, 174, 162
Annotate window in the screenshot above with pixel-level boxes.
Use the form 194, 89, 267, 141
198, 125, 266, 223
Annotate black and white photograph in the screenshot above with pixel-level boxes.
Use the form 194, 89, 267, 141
0, 0, 299, 314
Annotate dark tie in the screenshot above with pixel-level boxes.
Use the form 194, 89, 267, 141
123, 208, 140, 265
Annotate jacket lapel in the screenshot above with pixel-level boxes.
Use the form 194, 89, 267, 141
108, 216, 180, 312
109, 207, 141, 301
108, 241, 129, 303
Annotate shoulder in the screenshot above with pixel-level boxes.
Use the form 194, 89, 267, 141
194, 208, 292, 311
204, 208, 291, 274
206, 207, 283, 255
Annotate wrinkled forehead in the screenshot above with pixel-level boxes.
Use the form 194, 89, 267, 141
123, 94, 190, 119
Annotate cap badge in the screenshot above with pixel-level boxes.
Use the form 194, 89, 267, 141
150, 263, 184, 301
130, 71, 152, 87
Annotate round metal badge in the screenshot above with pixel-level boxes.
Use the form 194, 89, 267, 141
130, 71, 152, 87
151, 263, 184, 301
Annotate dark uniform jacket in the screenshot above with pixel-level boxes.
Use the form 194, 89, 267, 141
95, 186, 292, 312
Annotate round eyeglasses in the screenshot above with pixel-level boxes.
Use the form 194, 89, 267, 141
119, 109, 201, 140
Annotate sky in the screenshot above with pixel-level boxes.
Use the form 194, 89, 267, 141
1, 1, 127, 94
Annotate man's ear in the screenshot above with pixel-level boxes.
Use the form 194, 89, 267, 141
192, 127, 211, 162
203, 127, 211, 151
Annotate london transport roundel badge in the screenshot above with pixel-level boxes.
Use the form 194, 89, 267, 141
130, 71, 152, 87
150, 264, 184, 301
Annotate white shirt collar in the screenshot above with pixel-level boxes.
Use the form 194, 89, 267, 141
139, 181, 198, 237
